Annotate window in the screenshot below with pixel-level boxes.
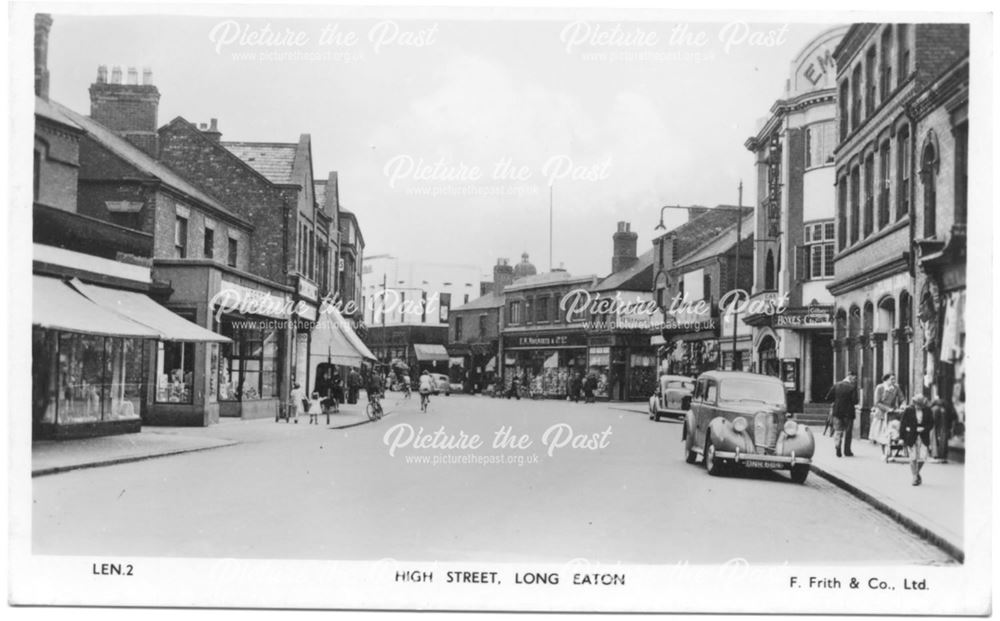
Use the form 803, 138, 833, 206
839, 80, 850, 141
865, 47, 877, 117
851, 64, 862, 130
228, 236, 238, 268
455, 316, 463, 341
508, 301, 522, 324
478, 314, 488, 337
308, 230, 315, 280
536, 296, 550, 322
525, 298, 534, 324
702, 274, 711, 302
897, 25, 910, 88
897, 125, 911, 220
764, 250, 776, 290
837, 176, 848, 250
921, 142, 937, 238
880, 27, 893, 102
878, 140, 891, 228
464, 294, 469, 304
218, 321, 279, 401
804, 222, 836, 279
806, 122, 836, 168
955, 121, 968, 226
33, 149, 41, 201
48, 333, 144, 423
704, 380, 718, 404
863, 153, 875, 237
175, 216, 188, 258
850, 166, 861, 244
156, 341, 194, 403
204, 227, 215, 259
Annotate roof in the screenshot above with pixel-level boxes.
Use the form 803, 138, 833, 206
222, 142, 298, 184
35, 96, 81, 130
698, 370, 783, 383
52, 102, 245, 224
314, 180, 326, 207
593, 248, 654, 292
658, 206, 753, 260
453, 291, 504, 312
505, 270, 595, 292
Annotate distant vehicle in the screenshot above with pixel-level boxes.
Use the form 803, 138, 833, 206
430, 373, 451, 396
682, 371, 814, 484
648, 374, 695, 421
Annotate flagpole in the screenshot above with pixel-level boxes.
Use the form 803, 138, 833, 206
549, 184, 553, 271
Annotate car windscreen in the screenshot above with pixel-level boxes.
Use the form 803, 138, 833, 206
718, 378, 785, 405
663, 381, 692, 391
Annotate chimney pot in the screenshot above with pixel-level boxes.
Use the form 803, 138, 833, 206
126, 66, 138, 85
97, 65, 108, 83
142, 67, 153, 85
210, 118, 218, 131
111, 65, 122, 84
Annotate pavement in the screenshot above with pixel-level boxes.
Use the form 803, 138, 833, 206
31, 392, 402, 476
809, 431, 964, 561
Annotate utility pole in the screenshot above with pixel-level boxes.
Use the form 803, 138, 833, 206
381, 271, 387, 368
733, 181, 743, 371
549, 185, 554, 272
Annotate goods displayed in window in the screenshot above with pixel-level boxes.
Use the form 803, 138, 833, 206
218, 318, 280, 401
157, 341, 194, 403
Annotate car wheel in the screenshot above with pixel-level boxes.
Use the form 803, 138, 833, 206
790, 464, 810, 484
704, 438, 725, 476
684, 425, 698, 464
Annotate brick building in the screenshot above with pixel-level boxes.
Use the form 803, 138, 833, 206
743, 26, 847, 411
447, 258, 512, 392
829, 23, 969, 437
652, 206, 754, 377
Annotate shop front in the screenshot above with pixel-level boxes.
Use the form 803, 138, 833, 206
501, 332, 588, 398
413, 343, 450, 374
585, 333, 659, 401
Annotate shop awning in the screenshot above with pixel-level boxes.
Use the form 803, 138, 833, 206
33, 275, 159, 338
484, 357, 496, 372
309, 307, 376, 365
70, 279, 230, 342
413, 343, 449, 362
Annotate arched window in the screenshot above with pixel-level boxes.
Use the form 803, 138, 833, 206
921, 142, 937, 238
764, 250, 775, 290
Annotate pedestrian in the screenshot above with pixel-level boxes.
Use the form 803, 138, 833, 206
308, 392, 322, 425
289, 381, 305, 424
506, 374, 521, 400
330, 369, 343, 413
930, 398, 956, 463
584, 373, 597, 404
570, 372, 582, 403
900, 394, 933, 485
347, 368, 361, 405
825, 370, 858, 457
871, 373, 904, 449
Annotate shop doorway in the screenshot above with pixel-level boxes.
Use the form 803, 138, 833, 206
810, 334, 833, 402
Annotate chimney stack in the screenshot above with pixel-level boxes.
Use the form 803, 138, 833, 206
34, 14, 53, 100
611, 221, 638, 273
89, 63, 161, 157
493, 258, 514, 294
200, 117, 222, 142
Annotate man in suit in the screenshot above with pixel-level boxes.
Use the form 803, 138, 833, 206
825, 371, 859, 457
900, 395, 933, 486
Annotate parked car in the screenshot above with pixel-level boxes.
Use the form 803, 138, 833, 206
681, 371, 814, 483
430, 373, 451, 396
648, 374, 695, 421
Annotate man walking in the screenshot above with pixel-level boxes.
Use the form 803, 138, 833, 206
825, 371, 859, 457
900, 395, 933, 485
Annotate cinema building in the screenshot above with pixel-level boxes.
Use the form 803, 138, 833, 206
743, 26, 846, 414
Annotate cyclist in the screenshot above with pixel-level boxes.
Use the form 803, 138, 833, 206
418, 370, 434, 412
367, 371, 384, 414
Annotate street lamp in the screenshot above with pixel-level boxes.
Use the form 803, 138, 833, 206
656, 187, 747, 371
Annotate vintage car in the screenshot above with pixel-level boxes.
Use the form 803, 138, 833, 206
681, 371, 814, 483
430, 373, 451, 396
648, 374, 695, 421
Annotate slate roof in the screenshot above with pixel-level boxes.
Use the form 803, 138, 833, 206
505, 270, 596, 292
52, 101, 245, 224
452, 291, 505, 312
35, 96, 81, 130
659, 205, 753, 261
222, 142, 298, 184
592, 248, 655, 292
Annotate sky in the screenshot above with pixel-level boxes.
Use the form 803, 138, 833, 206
44, 10, 835, 281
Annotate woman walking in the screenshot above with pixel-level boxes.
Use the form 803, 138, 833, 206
871, 373, 904, 449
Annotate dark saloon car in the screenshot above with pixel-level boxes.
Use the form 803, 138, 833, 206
648, 374, 695, 421
681, 371, 814, 483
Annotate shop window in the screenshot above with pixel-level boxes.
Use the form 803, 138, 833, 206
109, 338, 144, 419
157, 341, 194, 404
52, 333, 144, 423
218, 320, 280, 401
204, 227, 215, 259
175, 216, 188, 258
588, 347, 610, 399
32, 328, 57, 425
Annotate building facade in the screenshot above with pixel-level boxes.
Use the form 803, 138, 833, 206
447, 259, 512, 392
829, 23, 969, 437
743, 26, 847, 411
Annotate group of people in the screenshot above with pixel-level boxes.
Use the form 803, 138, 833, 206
826, 371, 959, 486
503, 370, 602, 402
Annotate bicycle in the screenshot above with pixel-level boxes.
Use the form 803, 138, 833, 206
366, 392, 384, 421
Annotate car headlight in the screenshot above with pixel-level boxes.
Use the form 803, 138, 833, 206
783, 420, 798, 436
733, 417, 748, 433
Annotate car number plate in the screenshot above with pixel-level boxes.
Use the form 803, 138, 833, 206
742, 460, 784, 469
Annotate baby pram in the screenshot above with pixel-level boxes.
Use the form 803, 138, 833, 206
883, 409, 908, 463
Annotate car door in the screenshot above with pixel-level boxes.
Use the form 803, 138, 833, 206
690, 378, 708, 445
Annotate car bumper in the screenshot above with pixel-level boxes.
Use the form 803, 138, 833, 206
713, 449, 812, 468
654, 408, 688, 417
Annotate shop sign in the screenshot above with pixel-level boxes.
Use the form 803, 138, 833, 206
216, 278, 295, 319
297, 277, 318, 303
773, 305, 833, 329
504, 333, 587, 349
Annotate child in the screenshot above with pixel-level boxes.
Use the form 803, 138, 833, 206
290, 382, 305, 424
308, 392, 322, 425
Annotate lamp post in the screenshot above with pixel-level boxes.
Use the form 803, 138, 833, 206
655, 190, 747, 371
